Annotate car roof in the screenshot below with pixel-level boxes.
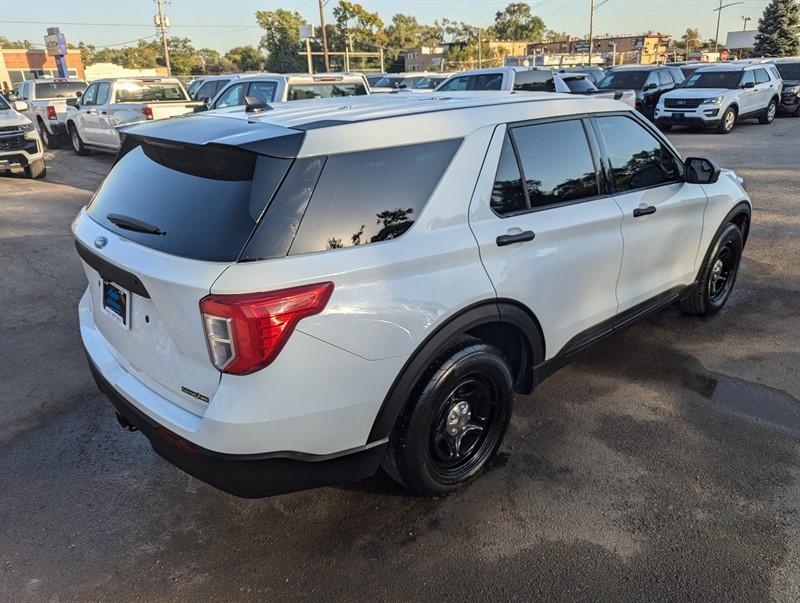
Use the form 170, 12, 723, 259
230, 72, 367, 83
608, 64, 667, 71
694, 63, 756, 72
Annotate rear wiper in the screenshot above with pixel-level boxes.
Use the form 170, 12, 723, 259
107, 213, 166, 235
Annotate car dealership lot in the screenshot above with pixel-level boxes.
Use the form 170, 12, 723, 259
1, 120, 799, 600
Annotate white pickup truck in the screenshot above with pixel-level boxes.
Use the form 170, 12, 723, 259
0, 95, 46, 178
13, 78, 87, 149
65, 77, 202, 154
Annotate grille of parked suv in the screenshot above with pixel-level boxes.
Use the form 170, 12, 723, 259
0, 125, 23, 134
664, 98, 704, 109
0, 134, 27, 151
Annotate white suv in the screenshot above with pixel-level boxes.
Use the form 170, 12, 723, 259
655, 63, 783, 133
73, 92, 751, 497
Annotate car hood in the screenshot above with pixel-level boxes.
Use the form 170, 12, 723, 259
782, 79, 800, 88
0, 108, 31, 128
663, 87, 732, 99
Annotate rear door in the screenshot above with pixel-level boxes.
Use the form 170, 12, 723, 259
469, 119, 624, 358
753, 68, 774, 109
592, 115, 706, 311
75, 138, 291, 412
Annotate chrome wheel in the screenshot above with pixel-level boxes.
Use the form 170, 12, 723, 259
708, 241, 736, 303
767, 101, 776, 122
724, 109, 736, 131
430, 375, 499, 477
71, 128, 81, 152
39, 124, 50, 147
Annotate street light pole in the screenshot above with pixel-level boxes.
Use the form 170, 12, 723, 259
588, 0, 595, 66
714, 0, 744, 53
741, 16, 751, 30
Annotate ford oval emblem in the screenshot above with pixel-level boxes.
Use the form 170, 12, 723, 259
94, 236, 108, 249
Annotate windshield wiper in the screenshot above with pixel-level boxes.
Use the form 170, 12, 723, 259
107, 213, 166, 235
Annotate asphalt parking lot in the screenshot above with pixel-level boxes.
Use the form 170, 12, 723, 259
1, 118, 799, 601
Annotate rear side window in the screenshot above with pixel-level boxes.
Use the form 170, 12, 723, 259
286, 82, 367, 100
87, 142, 290, 262
289, 139, 461, 255
658, 70, 673, 85
595, 116, 680, 192
754, 69, 769, 84
472, 73, 503, 90
195, 79, 219, 100
491, 134, 527, 215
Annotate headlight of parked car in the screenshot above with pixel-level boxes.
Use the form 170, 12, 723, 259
20, 122, 35, 132
702, 96, 724, 105
786, 85, 800, 96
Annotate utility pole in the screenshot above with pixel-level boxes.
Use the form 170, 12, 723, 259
588, 0, 595, 66
154, 0, 171, 76
714, 0, 744, 53
318, 0, 330, 72
477, 28, 482, 68
741, 15, 751, 30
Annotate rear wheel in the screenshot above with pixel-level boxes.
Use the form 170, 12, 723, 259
759, 99, 777, 124
716, 107, 736, 134
37, 120, 61, 149
69, 123, 90, 155
384, 341, 514, 496
679, 223, 743, 316
24, 158, 46, 179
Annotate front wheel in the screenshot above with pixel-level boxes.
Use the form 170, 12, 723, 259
679, 223, 743, 316
384, 341, 514, 496
716, 107, 737, 134
759, 99, 777, 124
69, 123, 90, 155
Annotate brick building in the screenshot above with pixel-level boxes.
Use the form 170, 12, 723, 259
527, 34, 672, 66
0, 48, 85, 92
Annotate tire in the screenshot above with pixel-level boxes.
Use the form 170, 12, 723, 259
37, 119, 61, 149
24, 158, 46, 179
384, 341, 514, 496
679, 223, 743, 316
716, 107, 737, 134
759, 99, 777, 124
69, 123, 90, 155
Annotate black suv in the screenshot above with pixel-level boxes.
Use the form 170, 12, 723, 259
599, 65, 685, 119
774, 59, 800, 116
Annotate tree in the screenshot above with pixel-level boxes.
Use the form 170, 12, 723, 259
754, 0, 800, 56
225, 46, 264, 72
166, 37, 201, 74
332, 1, 385, 51
489, 2, 546, 42
0, 37, 33, 49
255, 8, 306, 73
679, 27, 701, 52
544, 30, 571, 43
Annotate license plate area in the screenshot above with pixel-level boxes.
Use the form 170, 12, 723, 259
102, 281, 131, 329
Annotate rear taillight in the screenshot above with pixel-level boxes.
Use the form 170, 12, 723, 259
46, 105, 57, 120
200, 282, 334, 375
143, 107, 154, 120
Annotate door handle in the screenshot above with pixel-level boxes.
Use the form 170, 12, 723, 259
496, 230, 535, 247
86, 109, 97, 114
100, 111, 107, 114
633, 206, 657, 218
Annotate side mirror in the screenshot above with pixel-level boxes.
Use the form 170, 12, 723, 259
645, 83, 658, 91
742, 81, 755, 89
75, 90, 83, 98
13, 100, 29, 112
684, 157, 721, 184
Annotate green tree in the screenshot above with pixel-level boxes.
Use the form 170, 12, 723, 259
256, 8, 306, 73
754, 0, 800, 56
333, 1, 385, 51
165, 37, 200, 74
225, 45, 264, 72
0, 37, 33, 49
489, 2, 546, 42
679, 27, 701, 52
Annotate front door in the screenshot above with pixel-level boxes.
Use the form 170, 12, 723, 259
592, 115, 706, 311
469, 119, 624, 358
75, 83, 100, 144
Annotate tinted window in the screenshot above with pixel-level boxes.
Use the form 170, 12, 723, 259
33, 81, 85, 98
437, 76, 470, 92
249, 81, 278, 103
512, 120, 598, 208
95, 82, 111, 105
564, 77, 596, 92
286, 82, 367, 100
596, 116, 680, 191
195, 79, 219, 100
776, 63, 800, 80
289, 139, 461, 255
754, 68, 769, 84
684, 71, 742, 89
658, 70, 673, 85
513, 71, 556, 92
215, 82, 248, 108
473, 73, 503, 90
599, 71, 648, 89
491, 134, 527, 215
87, 143, 290, 262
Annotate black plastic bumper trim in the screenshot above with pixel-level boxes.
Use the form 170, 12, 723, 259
75, 240, 150, 298
86, 353, 386, 498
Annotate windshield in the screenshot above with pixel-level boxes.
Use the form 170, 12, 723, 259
683, 71, 742, 89
777, 63, 800, 80
0, 95, 9, 110
598, 71, 648, 89
34, 81, 86, 98
115, 81, 189, 102
287, 82, 367, 100
413, 76, 445, 89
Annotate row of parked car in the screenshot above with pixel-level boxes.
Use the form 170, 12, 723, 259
1, 57, 798, 179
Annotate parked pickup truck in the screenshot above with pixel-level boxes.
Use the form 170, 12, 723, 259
65, 77, 202, 154
0, 95, 46, 178
559, 73, 637, 108
13, 77, 87, 149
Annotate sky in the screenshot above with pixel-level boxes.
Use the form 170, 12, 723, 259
0, 0, 774, 53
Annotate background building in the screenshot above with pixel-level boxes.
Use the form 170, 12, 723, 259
0, 48, 85, 91
527, 34, 672, 66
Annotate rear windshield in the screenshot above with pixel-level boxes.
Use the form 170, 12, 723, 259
564, 77, 596, 92
87, 141, 289, 262
777, 63, 800, 80
34, 81, 85, 98
599, 71, 647, 89
115, 81, 188, 102
683, 71, 742, 89
287, 82, 367, 100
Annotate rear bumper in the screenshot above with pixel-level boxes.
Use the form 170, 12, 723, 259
86, 353, 386, 498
